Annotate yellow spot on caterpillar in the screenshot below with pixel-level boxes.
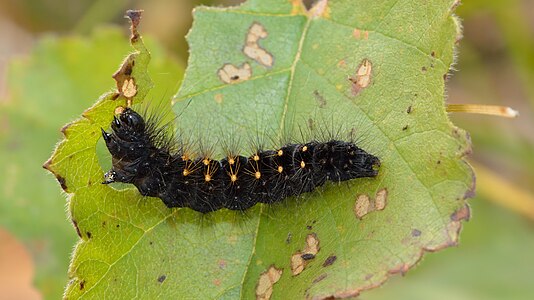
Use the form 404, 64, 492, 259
255, 171, 261, 179
205, 174, 211, 182
183, 169, 190, 177
277, 166, 283, 173
203, 158, 210, 165
277, 150, 283, 156
300, 161, 306, 168
253, 154, 260, 161
302, 146, 308, 152
181, 154, 189, 161
228, 157, 235, 165
230, 174, 237, 182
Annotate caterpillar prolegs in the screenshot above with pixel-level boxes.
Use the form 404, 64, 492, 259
102, 107, 380, 213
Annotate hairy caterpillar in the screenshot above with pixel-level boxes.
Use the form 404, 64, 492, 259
102, 107, 380, 213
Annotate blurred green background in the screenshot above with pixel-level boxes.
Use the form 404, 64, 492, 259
0, 0, 533, 299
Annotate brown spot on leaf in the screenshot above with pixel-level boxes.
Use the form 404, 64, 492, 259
56, 175, 68, 191
86, 231, 92, 239
256, 265, 282, 300
305, 233, 320, 255
354, 194, 371, 219
354, 188, 388, 219
407, 105, 413, 113
322, 255, 337, 267
121, 78, 137, 98
312, 273, 328, 284
421, 66, 427, 72
214, 94, 223, 104
291, 253, 306, 275
301, 253, 315, 261
349, 59, 372, 96
113, 55, 137, 105
291, 233, 320, 275
353, 29, 369, 40
218, 63, 252, 84
307, 118, 314, 130
79, 280, 85, 290
375, 188, 388, 211
243, 22, 273, 67
308, 0, 329, 19
290, 0, 304, 15
125, 10, 143, 43
313, 90, 326, 108
388, 263, 410, 276
402, 125, 409, 131
218, 259, 227, 270
411, 229, 422, 237
114, 106, 125, 115
72, 219, 82, 238
451, 204, 471, 222
157, 275, 166, 283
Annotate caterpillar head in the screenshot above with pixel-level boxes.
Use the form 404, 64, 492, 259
102, 108, 151, 161
111, 107, 146, 134
101, 108, 152, 184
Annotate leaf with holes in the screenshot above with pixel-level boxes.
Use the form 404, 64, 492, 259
46, 1, 473, 299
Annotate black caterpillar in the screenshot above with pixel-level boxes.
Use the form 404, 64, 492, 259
102, 107, 380, 213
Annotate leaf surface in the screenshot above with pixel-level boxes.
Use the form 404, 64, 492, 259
47, 2, 474, 299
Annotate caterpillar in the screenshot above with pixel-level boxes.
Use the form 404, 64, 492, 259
101, 107, 381, 213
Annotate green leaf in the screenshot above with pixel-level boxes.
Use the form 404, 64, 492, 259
0, 27, 182, 299
46, 1, 473, 299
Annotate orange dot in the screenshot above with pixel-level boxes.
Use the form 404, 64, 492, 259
255, 171, 261, 179
183, 169, 190, 176
203, 158, 210, 165
230, 174, 237, 182
302, 145, 308, 152
253, 154, 260, 161
205, 174, 211, 182
300, 161, 306, 168
228, 157, 235, 165
277, 149, 283, 156
277, 166, 283, 173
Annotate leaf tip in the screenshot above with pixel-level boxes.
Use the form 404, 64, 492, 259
125, 9, 144, 43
